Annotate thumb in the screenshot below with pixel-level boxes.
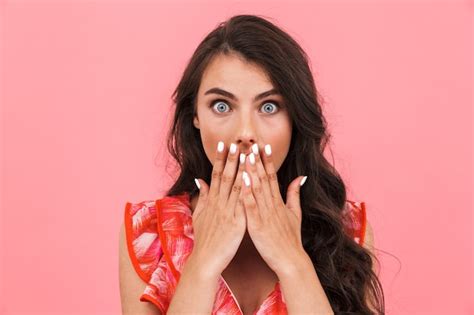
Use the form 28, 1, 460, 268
193, 178, 208, 219
285, 175, 307, 219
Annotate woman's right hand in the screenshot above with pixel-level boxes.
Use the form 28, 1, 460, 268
191, 141, 247, 278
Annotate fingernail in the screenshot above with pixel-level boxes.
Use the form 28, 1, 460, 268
299, 176, 308, 186
242, 171, 251, 187
217, 141, 224, 152
249, 153, 255, 165
240, 153, 246, 164
252, 143, 259, 155
230, 143, 237, 154
264, 144, 271, 156
194, 178, 201, 189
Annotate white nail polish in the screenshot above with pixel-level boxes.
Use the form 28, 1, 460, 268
299, 176, 308, 186
217, 141, 224, 152
265, 144, 271, 156
230, 143, 237, 154
194, 178, 201, 189
240, 153, 246, 164
249, 153, 255, 165
242, 171, 250, 187
252, 143, 259, 155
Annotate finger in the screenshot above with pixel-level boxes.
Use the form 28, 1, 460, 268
242, 171, 261, 223
227, 152, 246, 214
192, 178, 207, 221
245, 152, 269, 218
286, 176, 306, 221
250, 143, 274, 212
208, 140, 227, 200
218, 142, 241, 206
260, 143, 284, 207
234, 189, 246, 223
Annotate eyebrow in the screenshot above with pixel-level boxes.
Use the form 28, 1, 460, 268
204, 87, 281, 102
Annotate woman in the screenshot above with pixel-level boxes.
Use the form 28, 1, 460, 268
119, 14, 385, 315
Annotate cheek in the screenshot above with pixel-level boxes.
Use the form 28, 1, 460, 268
265, 123, 292, 171
199, 127, 226, 167
267, 139, 288, 171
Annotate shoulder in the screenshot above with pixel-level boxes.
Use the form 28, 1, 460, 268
362, 219, 379, 313
119, 222, 163, 315
122, 199, 164, 282
363, 219, 374, 251
362, 218, 379, 278
342, 200, 368, 245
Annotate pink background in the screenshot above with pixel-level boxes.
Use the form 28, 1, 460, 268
0, 1, 472, 314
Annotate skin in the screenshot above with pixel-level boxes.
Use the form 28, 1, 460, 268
192, 52, 293, 262
181, 52, 366, 314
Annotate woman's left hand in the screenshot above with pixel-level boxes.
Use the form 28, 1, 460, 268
241, 143, 309, 276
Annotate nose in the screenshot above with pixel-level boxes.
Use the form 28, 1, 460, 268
234, 115, 258, 155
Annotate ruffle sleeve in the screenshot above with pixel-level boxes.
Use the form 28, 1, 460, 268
124, 200, 171, 313
342, 200, 367, 246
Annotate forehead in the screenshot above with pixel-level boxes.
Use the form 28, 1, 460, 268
200, 53, 274, 91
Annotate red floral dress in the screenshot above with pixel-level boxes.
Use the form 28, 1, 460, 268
123, 191, 367, 314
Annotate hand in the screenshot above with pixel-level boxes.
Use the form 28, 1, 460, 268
191, 141, 247, 278
241, 143, 308, 276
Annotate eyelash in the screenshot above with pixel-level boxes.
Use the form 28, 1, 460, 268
209, 98, 282, 114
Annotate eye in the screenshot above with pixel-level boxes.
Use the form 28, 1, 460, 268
210, 99, 231, 113
260, 101, 280, 114
209, 99, 282, 114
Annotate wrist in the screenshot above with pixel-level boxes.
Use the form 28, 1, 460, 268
275, 249, 313, 280
183, 253, 221, 282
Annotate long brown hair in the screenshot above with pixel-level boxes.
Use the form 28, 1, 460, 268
161, 14, 385, 314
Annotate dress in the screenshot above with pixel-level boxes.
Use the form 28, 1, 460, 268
123, 191, 367, 314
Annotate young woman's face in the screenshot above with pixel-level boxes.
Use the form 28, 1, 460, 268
194, 53, 292, 173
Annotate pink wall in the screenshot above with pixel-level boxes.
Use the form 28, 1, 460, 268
1, 1, 472, 314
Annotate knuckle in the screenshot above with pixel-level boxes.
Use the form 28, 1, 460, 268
221, 173, 233, 183
258, 174, 268, 182
232, 184, 242, 193
247, 202, 257, 211
267, 172, 277, 181
254, 185, 262, 194
227, 153, 238, 163
212, 169, 222, 180
272, 194, 280, 203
